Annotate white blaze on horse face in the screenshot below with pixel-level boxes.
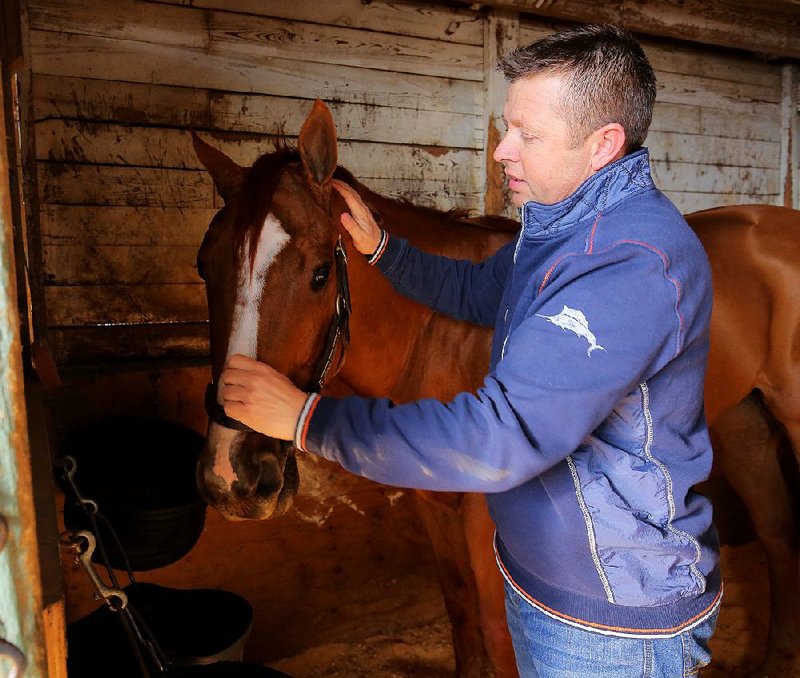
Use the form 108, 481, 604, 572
210, 213, 291, 485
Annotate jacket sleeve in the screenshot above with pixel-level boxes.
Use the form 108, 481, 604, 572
371, 233, 517, 327
300, 243, 696, 492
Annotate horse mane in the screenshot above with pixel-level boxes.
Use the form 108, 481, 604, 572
234, 143, 369, 269
333, 166, 519, 236
234, 141, 518, 271
234, 141, 301, 271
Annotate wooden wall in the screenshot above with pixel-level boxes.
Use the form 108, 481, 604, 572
22, 0, 797, 366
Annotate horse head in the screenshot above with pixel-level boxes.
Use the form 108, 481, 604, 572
193, 100, 351, 520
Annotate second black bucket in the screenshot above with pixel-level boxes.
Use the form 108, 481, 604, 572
66, 583, 276, 677
58, 416, 207, 571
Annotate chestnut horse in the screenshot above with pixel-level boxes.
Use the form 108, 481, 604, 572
193, 100, 800, 677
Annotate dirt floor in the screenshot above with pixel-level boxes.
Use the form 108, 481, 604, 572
272, 542, 791, 678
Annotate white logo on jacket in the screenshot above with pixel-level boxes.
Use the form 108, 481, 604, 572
536, 305, 606, 356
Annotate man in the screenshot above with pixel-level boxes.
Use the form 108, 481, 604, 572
221, 24, 721, 677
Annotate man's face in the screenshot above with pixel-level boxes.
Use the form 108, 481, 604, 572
493, 74, 596, 207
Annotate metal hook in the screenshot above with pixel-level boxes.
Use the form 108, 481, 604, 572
0, 639, 26, 678
60, 530, 128, 610
55, 456, 99, 514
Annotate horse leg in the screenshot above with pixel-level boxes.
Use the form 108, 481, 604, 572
712, 393, 800, 676
760, 392, 800, 677
412, 490, 493, 677
462, 493, 518, 678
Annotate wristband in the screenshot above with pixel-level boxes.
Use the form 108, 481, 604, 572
367, 230, 388, 266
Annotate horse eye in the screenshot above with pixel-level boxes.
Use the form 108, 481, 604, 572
311, 263, 331, 291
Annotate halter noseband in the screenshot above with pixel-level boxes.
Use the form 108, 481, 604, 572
205, 235, 352, 433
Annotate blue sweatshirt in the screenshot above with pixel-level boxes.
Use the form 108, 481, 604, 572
296, 149, 721, 636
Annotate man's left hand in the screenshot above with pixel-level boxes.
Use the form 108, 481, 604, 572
220, 355, 308, 440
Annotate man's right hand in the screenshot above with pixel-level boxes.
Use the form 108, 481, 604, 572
332, 179, 382, 256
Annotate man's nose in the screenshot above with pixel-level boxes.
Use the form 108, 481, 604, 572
493, 132, 515, 163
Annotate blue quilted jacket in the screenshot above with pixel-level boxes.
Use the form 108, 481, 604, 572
297, 148, 721, 636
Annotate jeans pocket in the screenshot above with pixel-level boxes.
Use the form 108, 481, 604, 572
681, 610, 718, 676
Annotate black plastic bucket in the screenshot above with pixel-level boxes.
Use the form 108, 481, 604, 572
58, 416, 207, 571
166, 663, 291, 677
66, 583, 291, 677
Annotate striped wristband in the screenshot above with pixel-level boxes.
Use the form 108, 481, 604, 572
367, 230, 388, 266
294, 393, 321, 452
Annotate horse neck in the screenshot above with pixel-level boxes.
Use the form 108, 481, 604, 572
367, 189, 516, 259
333, 188, 513, 402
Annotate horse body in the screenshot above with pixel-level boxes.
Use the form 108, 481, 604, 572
695, 205, 800, 673
193, 101, 800, 677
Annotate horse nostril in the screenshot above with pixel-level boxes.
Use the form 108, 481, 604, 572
254, 457, 284, 497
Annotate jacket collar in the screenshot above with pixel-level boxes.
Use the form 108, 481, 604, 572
520, 148, 653, 237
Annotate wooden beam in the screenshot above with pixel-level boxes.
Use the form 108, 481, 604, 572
0, 16, 49, 676
454, 0, 800, 59
482, 9, 519, 216
780, 63, 799, 207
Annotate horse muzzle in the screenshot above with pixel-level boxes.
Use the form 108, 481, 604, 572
196, 427, 298, 521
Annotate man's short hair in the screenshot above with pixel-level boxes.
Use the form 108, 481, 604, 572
497, 24, 657, 153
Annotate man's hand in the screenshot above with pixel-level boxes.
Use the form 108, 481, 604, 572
220, 355, 308, 440
332, 179, 382, 255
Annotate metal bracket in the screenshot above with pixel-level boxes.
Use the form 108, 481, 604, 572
0, 638, 26, 678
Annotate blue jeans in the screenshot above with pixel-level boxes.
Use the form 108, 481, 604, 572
504, 581, 718, 677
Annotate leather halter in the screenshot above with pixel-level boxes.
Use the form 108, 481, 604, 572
205, 236, 352, 433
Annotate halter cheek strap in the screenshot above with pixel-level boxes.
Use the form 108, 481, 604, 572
205, 235, 352, 433
311, 236, 351, 392
205, 382, 254, 432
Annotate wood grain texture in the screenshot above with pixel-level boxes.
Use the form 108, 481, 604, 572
25, 0, 790, 362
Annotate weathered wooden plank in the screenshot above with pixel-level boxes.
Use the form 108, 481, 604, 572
144, 0, 485, 46
38, 163, 214, 207
38, 162, 481, 212
483, 9, 519, 215
492, 39, 780, 122
657, 70, 780, 111
697, 107, 781, 143
35, 121, 482, 185
362, 177, 482, 211
666, 191, 779, 214
38, 152, 775, 215
456, 0, 800, 59
209, 93, 483, 148
622, 0, 800, 61
32, 74, 779, 156
650, 103, 702, 136
650, 162, 778, 195
32, 75, 212, 128
49, 324, 210, 364
43, 245, 200, 285
45, 283, 207, 325
40, 205, 215, 247
518, 20, 783, 105
27, 0, 208, 48
519, 21, 782, 87
779, 63, 799, 207
647, 131, 780, 169
30, 30, 482, 115
642, 41, 782, 88
209, 10, 483, 81
32, 75, 483, 148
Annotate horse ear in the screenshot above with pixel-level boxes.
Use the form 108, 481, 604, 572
298, 99, 338, 187
191, 131, 245, 203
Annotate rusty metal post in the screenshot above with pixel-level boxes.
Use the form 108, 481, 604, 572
0, 15, 49, 676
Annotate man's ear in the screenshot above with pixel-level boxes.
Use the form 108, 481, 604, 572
589, 123, 626, 171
